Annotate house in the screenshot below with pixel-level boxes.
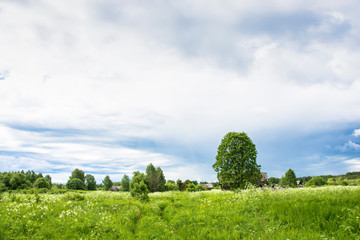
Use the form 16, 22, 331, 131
109, 186, 120, 191
201, 184, 214, 190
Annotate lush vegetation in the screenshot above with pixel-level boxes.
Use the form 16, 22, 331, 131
1, 186, 359, 239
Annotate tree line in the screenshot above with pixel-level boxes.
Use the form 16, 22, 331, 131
269, 169, 360, 187
0, 163, 218, 197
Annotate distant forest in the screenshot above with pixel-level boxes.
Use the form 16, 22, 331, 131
1, 168, 360, 192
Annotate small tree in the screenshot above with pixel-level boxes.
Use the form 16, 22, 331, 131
176, 179, 183, 191
120, 174, 130, 192
269, 177, 280, 185
44, 175, 52, 185
306, 176, 326, 187
280, 169, 297, 187
70, 169, 85, 183
146, 163, 166, 192
182, 179, 192, 191
85, 174, 97, 190
34, 177, 51, 189
213, 132, 261, 190
130, 180, 150, 202
103, 175, 113, 190
165, 180, 179, 191
130, 171, 150, 201
195, 184, 206, 191
66, 178, 85, 190
186, 183, 196, 192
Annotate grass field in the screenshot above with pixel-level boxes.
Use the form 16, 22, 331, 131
1, 186, 359, 239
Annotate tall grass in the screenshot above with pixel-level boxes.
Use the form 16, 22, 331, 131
0, 186, 359, 239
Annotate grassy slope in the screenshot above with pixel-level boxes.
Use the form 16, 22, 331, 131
0, 186, 359, 239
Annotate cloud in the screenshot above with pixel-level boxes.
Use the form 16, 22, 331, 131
343, 158, 360, 172
1, 0, 360, 180
353, 129, 360, 137
335, 141, 360, 152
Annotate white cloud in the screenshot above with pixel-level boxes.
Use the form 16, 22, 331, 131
343, 158, 360, 172
336, 141, 360, 152
353, 129, 360, 137
1, 0, 360, 180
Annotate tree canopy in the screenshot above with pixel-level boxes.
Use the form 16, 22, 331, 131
146, 163, 166, 192
120, 174, 130, 192
85, 174, 96, 190
213, 132, 261, 189
280, 168, 297, 187
102, 175, 113, 190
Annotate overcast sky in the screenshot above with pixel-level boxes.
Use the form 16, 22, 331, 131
1, 0, 360, 183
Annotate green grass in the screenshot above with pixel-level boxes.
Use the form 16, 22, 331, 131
0, 186, 359, 239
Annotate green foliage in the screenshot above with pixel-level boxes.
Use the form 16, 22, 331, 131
63, 192, 86, 201
195, 184, 206, 191
102, 175, 113, 190
0, 182, 7, 192
146, 163, 166, 192
213, 132, 261, 189
34, 177, 51, 189
70, 169, 85, 183
306, 176, 326, 187
9, 173, 32, 190
280, 168, 297, 187
120, 174, 130, 192
130, 171, 149, 190
44, 175, 52, 185
85, 174, 96, 190
66, 178, 85, 190
176, 179, 183, 191
269, 177, 280, 185
130, 180, 150, 202
186, 183, 196, 192
165, 181, 179, 191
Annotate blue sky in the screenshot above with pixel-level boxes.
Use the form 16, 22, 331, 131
0, 0, 360, 183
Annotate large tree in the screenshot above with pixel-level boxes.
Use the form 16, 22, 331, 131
213, 132, 261, 189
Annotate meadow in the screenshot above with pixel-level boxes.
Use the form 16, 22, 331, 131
0, 186, 359, 239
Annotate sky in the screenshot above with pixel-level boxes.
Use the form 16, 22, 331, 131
0, 0, 360, 183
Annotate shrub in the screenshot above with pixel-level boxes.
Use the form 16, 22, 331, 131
0, 183, 7, 192
66, 178, 85, 190
306, 176, 326, 187
195, 184, 206, 191
130, 180, 149, 202
186, 183, 196, 192
34, 177, 51, 189
164, 181, 179, 191
63, 192, 86, 201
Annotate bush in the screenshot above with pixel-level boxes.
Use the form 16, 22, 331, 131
66, 178, 85, 190
186, 183, 196, 192
195, 184, 206, 191
0, 183, 7, 192
130, 180, 149, 202
164, 181, 179, 191
306, 176, 326, 187
63, 192, 86, 201
34, 178, 51, 189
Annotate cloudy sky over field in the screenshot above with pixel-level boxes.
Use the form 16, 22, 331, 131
1, 0, 360, 183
